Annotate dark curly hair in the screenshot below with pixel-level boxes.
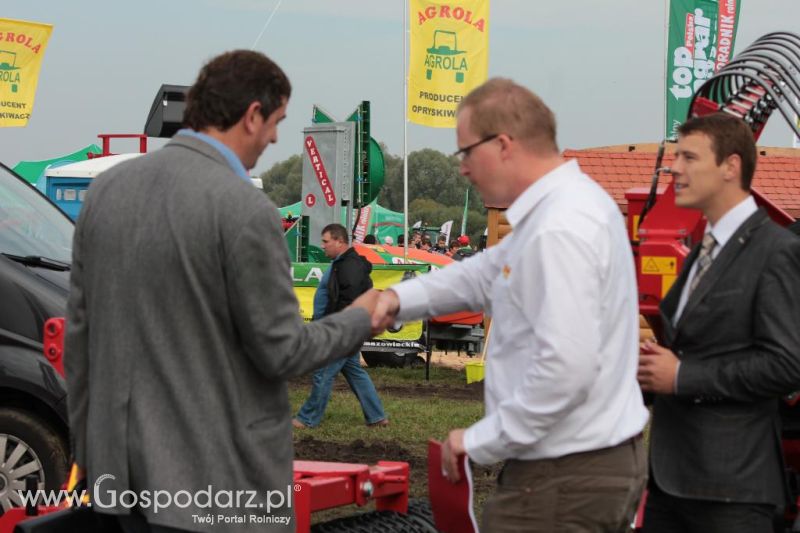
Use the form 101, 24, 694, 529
183, 50, 291, 131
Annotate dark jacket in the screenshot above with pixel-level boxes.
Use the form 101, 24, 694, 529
651, 208, 800, 505
326, 247, 373, 314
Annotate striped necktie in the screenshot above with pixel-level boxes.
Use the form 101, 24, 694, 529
688, 232, 717, 295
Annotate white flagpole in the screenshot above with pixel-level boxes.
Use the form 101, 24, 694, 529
403, 0, 409, 263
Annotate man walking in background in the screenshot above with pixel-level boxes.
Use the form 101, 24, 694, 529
294, 224, 388, 429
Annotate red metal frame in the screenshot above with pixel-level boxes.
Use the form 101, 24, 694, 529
42, 318, 65, 377
627, 183, 703, 323
87, 133, 148, 158
0, 507, 61, 532
293, 460, 409, 533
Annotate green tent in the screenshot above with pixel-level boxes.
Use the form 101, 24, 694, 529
278, 200, 404, 243
366, 202, 404, 243
278, 201, 302, 219
13, 144, 102, 184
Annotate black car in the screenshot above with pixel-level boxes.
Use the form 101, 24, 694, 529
0, 161, 71, 512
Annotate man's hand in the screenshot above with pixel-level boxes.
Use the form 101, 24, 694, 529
638, 340, 680, 394
349, 289, 384, 336
441, 429, 466, 483
372, 289, 400, 332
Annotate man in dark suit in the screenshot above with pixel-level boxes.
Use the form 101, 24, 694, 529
65, 51, 380, 532
638, 113, 800, 532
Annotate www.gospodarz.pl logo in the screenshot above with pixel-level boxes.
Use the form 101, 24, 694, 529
17, 473, 299, 519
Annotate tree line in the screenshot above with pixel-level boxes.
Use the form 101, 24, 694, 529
258, 147, 489, 245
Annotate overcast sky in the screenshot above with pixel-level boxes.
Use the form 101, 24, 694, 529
2, 0, 799, 176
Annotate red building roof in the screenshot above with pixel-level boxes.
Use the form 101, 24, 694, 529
563, 144, 800, 217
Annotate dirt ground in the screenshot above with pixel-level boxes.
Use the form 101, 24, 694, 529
424, 350, 482, 371
294, 352, 497, 524
294, 435, 499, 506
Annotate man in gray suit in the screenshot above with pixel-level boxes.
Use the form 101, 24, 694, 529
638, 113, 800, 532
65, 50, 379, 532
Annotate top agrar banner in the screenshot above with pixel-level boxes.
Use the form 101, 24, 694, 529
408, 0, 490, 128
0, 18, 53, 128
664, 0, 740, 140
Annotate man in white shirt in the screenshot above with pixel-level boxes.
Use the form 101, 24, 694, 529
638, 113, 800, 532
373, 78, 649, 532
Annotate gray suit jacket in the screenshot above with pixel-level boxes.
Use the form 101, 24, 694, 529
651, 208, 800, 504
65, 135, 371, 531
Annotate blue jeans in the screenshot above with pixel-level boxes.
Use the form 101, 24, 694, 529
295, 353, 385, 427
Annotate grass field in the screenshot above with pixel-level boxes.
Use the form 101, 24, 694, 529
289, 364, 498, 524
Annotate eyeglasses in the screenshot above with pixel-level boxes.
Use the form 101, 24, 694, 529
452, 134, 500, 161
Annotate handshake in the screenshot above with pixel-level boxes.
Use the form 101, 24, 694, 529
349, 289, 402, 336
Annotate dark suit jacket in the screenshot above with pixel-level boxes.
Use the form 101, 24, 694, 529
64, 135, 372, 531
650, 207, 800, 505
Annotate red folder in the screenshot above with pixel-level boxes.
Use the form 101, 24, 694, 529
427, 439, 478, 533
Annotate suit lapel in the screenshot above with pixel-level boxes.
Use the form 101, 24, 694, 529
659, 244, 699, 344
662, 245, 699, 320
675, 208, 770, 331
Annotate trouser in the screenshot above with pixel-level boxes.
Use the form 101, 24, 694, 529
641, 481, 778, 533
481, 434, 647, 533
295, 353, 386, 427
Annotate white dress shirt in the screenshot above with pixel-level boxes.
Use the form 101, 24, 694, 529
393, 160, 649, 465
674, 195, 758, 323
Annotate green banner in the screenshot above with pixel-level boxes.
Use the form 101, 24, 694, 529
665, 0, 741, 140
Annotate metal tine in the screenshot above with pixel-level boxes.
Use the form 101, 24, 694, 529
696, 71, 798, 138
718, 55, 799, 109
690, 31, 800, 139
715, 67, 799, 120
735, 47, 800, 95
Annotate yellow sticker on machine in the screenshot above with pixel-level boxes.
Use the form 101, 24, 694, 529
662, 275, 677, 297
641, 256, 677, 275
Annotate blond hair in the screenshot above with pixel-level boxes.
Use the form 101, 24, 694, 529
458, 78, 558, 155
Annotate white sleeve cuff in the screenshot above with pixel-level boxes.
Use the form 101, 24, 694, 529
463, 415, 505, 465
392, 278, 432, 322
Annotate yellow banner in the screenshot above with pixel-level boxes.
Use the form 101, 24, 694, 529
408, 0, 489, 128
0, 18, 53, 127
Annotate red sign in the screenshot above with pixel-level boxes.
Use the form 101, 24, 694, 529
684, 13, 695, 55
716, 0, 737, 68
305, 194, 316, 208
304, 136, 336, 206
353, 205, 372, 242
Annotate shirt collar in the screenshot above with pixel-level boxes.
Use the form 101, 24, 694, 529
175, 129, 251, 183
505, 159, 579, 228
706, 195, 758, 249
